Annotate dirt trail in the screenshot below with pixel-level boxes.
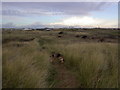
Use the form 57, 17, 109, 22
52, 62, 80, 88
36, 38, 80, 88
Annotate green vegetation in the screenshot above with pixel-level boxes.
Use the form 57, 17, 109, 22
2, 29, 118, 88
47, 43, 118, 88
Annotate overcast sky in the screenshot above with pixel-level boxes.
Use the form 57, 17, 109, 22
2, 2, 118, 28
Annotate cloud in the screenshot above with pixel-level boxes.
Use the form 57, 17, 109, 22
50, 16, 118, 28
22, 22, 50, 28
2, 22, 16, 28
2, 17, 117, 28
2, 22, 52, 28
2, 2, 108, 16
2, 2, 117, 28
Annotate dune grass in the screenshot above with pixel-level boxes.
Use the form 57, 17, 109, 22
3, 40, 50, 88
46, 42, 118, 88
2, 30, 118, 88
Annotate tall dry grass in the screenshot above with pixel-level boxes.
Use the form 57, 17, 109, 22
3, 40, 50, 88
3, 30, 118, 88
46, 42, 118, 88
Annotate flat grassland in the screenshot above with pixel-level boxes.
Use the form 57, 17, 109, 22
2, 29, 118, 88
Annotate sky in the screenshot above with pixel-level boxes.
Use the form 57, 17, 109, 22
1, 2, 118, 28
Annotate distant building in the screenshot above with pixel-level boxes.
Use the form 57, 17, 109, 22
45, 28, 52, 31
23, 28, 32, 30
36, 28, 53, 31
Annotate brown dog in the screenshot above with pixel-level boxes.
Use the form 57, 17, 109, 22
49, 52, 64, 63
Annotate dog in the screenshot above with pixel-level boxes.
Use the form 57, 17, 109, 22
49, 52, 64, 63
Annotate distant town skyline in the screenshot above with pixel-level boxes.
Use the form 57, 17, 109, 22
2, 2, 118, 28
